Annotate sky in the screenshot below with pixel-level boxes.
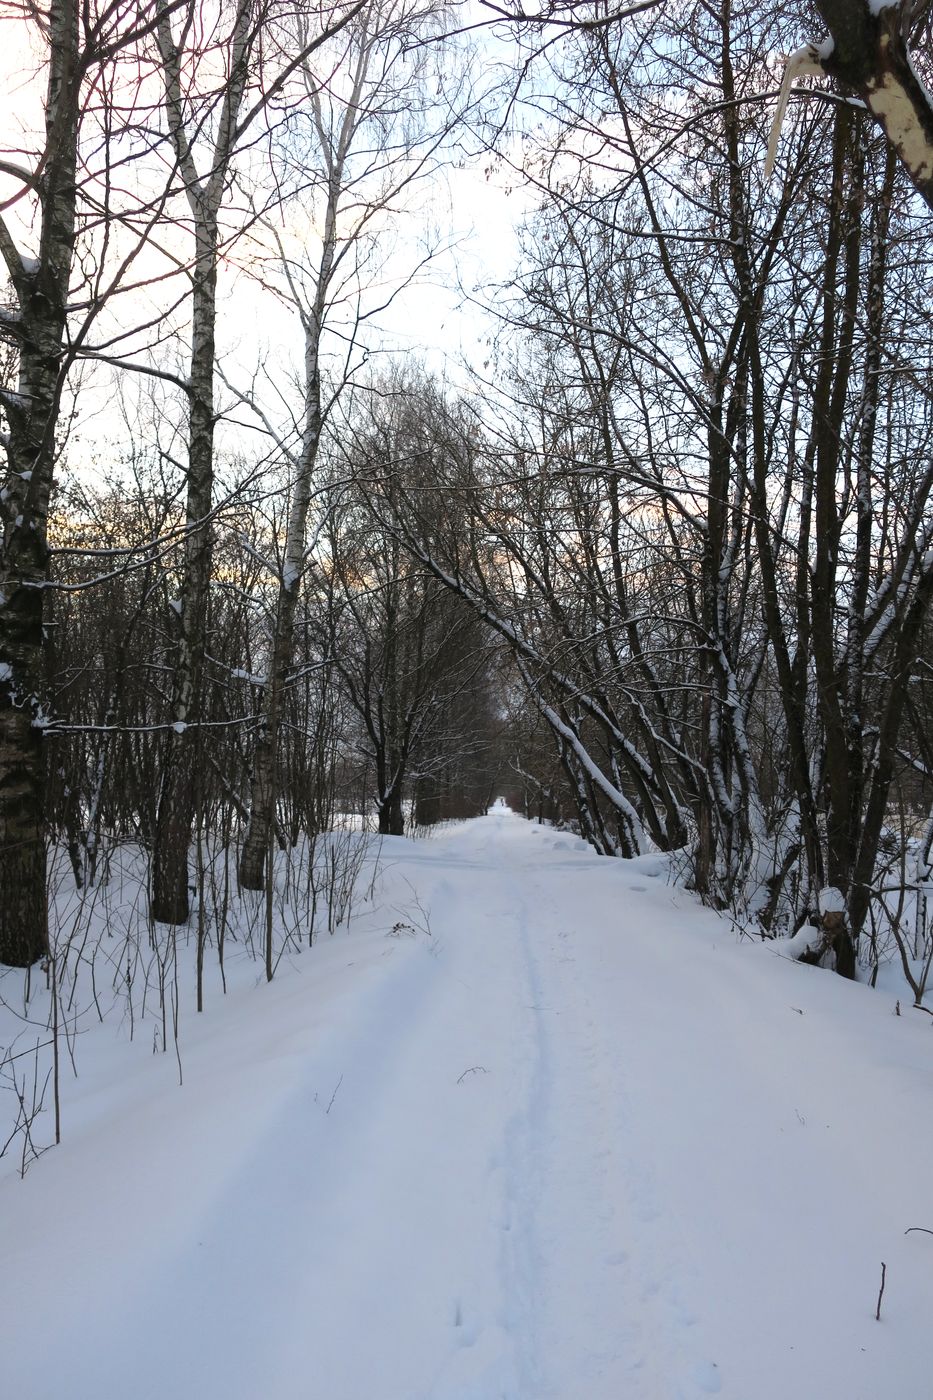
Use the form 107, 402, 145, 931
0, 1, 536, 477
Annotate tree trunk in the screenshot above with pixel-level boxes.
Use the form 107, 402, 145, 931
0, 0, 78, 965
813, 0, 933, 213
151, 218, 218, 924
238, 582, 305, 890
151, 0, 255, 920
378, 787, 405, 836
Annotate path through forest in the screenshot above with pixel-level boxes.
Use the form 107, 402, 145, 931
3, 806, 932, 1399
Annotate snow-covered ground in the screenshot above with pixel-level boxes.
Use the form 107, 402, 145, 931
3, 803, 933, 1399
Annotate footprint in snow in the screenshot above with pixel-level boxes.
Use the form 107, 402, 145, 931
452, 1300, 478, 1347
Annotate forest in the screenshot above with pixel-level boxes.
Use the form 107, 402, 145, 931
2, 0, 933, 1006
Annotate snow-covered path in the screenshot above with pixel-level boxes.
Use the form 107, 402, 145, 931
3, 807, 933, 1399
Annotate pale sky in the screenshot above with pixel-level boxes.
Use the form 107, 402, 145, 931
0, 3, 534, 473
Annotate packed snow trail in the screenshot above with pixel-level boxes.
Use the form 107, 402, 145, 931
3, 805, 933, 1399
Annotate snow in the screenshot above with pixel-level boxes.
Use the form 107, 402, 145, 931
2, 806, 933, 1398
764, 44, 828, 180
819, 885, 846, 915
776, 921, 823, 960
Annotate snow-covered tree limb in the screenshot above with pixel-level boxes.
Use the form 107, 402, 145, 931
779, 0, 933, 211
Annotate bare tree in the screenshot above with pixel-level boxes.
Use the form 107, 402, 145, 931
149, 0, 369, 923
236, 0, 464, 889
391, 0, 933, 975
0, 0, 183, 966
325, 374, 494, 836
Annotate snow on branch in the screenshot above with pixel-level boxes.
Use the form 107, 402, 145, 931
791, 0, 933, 210
765, 44, 829, 180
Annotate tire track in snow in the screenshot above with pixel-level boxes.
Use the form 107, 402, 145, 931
373, 811, 725, 1399
508, 845, 725, 1400
257, 826, 551, 1400
1, 813, 736, 1400
425, 813, 723, 1398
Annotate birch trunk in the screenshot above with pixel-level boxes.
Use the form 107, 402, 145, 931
151, 217, 220, 922
238, 26, 371, 889
813, 0, 933, 213
151, 0, 252, 922
0, 0, 78, 965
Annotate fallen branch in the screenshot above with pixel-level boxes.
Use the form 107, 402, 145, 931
456, 1066, 488, 1085
326, 1074, 343, 1115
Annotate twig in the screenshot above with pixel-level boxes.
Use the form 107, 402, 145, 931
51, 955, 61, 1146
876, 1262, 886, 1321
905, 1227, 933, 1237
326, 1074, 343, 1114
456, 1066, 488, 1084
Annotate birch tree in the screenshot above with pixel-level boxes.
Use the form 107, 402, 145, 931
150, 0, 368, 923
236, 0, 462, 889
775, 0, 933, 211
0, 0, 181, 966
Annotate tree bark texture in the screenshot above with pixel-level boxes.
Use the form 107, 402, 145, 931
0, 0, 78, 965
814, 0, 933, 212
151, 0, 253, 922
151, 222, 218, 923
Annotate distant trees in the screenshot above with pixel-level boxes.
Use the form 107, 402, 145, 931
325, 375, 498, 835
375, 0, 933, 973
